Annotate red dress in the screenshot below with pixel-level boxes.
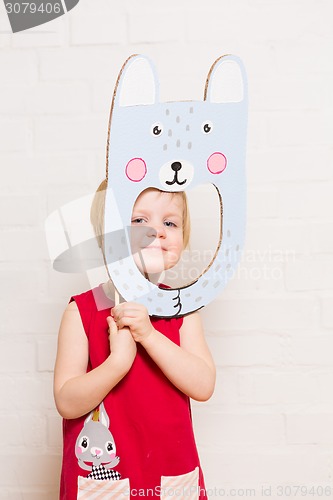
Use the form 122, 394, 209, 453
59, 284, 206, 499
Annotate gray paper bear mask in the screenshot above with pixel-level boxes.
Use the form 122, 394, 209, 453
104, 54, 248, 317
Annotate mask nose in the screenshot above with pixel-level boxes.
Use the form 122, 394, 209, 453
171, 161, 182, 172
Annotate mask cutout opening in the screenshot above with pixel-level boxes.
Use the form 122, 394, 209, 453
163, 183, 222, 289
130, 184, 222, 289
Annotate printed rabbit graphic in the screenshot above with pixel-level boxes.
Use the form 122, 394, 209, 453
75, 403, 121, 481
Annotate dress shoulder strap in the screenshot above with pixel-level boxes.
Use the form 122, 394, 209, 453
69, 284, 114, 338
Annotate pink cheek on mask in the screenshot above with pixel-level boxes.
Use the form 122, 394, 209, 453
109, 453, 116, 460
76, 446, 83, 455
125, 158, 147, 182
207, 152, 227, 174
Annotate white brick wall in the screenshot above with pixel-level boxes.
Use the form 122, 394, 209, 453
0, 0, 332, 498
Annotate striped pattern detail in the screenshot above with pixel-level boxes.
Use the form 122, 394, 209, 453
160, 466, 199, 499
77, 476, 130, 500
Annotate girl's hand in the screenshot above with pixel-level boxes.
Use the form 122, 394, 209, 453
112, 302, 155, 343
107, 315, 137, 371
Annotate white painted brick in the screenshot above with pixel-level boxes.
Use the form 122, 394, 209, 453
70, 2, 127, 45
0, 195, 39, 226
239, 371, 319, 406
0, 415, 22, 446
242, 3, 325, 43
289, 336, 333, 366
0, 300, 64, 335
309, 223, 333, 254
246, 221, 309, 256
199, 448, 331, 485
37, 338, 57, 372
248, 187, 279, 219
268, 111, 331, 147
11, 16, 67, 48
194, 411, 284, 447
286, 413, 333, 444
285, 256, 333, 291
0, 50, 38, 84
1, 454, 61, 486
34, 115, 106, 151
129, 12, 183, 44
39, 47, 129, 81
0, 85, 26, 114
46, 269, 91, 301
202, 367, 240, 407
0, 229, 50, 262
20, 413, 47, 449
321, 296, 333, 328
206, 334, 284, 367
247, 111, 270, 148
277, 182, 333, 220
3, 489, 59, 500
0, 340, 36, 373
8, 151, 96, 191
0, 154, 33, 191
14, 377, 47, 412
0, 119, 30, 152
234, 254, 285, 293
275, 37, 333, 78
315, 371, 333, 405
0, 4, 11, 47
47, 414, 63, 449
201, 294, 318, 331
251, 76, 323, 112
0, 377, 17, 408
0, 267, 39, 300
26, 83, 90, 114
247, 146, 333, 183
42, 373, 58, 410
185, 5, 250, 44
92, 79, 115, 113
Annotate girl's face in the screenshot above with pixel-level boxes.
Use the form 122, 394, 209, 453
130, 189, 184, 278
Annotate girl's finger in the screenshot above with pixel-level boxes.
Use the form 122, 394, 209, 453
107, 315, 118, 335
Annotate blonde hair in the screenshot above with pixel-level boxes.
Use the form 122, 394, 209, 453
90, 180, 191, 250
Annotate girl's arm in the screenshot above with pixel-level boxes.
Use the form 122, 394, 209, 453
53, 301, 136, 419
112, 303, 216, 401
141, 312, 216, 401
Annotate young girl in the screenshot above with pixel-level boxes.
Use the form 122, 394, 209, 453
54, 181, 216, 499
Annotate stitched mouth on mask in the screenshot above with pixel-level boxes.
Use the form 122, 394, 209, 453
165, 171, 187, 186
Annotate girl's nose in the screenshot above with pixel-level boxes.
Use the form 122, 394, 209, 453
147, 224, 166, 238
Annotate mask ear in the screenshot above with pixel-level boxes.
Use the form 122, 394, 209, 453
114, 54, 159, 107
205, 55, 246, 103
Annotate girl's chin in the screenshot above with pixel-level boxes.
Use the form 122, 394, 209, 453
132, 254, 172, 277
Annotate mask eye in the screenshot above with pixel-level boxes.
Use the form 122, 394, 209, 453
80, 436, 89, 449
151, 122, 163, 136
202, 121, 213, 134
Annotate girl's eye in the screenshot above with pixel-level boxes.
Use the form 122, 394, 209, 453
131, 218, 145, 224
151, 122, 163, 136
164, 221, 176, 227
202, 120, 213, 134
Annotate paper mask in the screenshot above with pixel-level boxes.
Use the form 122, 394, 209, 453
103, 54, 248, 317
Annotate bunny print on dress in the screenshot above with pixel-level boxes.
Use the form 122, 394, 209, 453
75, 403, 121, 481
